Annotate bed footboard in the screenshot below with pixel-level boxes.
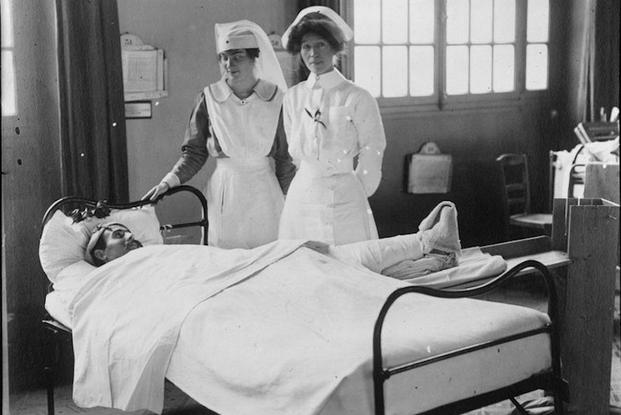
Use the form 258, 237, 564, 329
373, 259, 568, 415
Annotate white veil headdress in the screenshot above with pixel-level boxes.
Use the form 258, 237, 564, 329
281, 6, 353, 50
215, 20, 287, 92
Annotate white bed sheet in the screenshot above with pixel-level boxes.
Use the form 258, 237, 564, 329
45, 248, 552, 415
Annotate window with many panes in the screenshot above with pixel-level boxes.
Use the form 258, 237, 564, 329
1, 0, 17, 116
349, 0, 549, 105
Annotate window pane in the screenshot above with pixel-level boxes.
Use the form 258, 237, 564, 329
527, 0, 549, 42
410, 46, 434, 96
470, 45, 492, 93
2, 50, 17, 115
446, 0, 469, 44
471, 0, 493, 44
382, 46, 408, 97
1, 0, 13, 47
493, 44, 514, 92
446, 45, 469, 95
410, 0, 434, 43
354, 0, 381, 43
526, 44, 548, 90
383, 0, 408, 44
354, 46, 381, 97
494, 0, 515, 42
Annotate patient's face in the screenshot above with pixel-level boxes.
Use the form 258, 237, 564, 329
98, 224, 143, 263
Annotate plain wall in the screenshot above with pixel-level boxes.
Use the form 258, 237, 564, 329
370, 100, 552, 246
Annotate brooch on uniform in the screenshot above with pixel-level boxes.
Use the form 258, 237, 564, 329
305, 108, 327, 129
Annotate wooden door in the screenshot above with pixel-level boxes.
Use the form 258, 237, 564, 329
1, 0, 62, 392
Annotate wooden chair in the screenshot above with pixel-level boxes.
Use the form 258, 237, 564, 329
496, 153, 552, 239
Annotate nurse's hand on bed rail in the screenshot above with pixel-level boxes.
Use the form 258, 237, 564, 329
142, 182, 170, 201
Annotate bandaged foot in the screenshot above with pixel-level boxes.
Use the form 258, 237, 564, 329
419, 203, 461, 255
418, 201, 457, 231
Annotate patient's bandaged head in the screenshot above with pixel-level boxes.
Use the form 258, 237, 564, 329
86, 223, 143, 266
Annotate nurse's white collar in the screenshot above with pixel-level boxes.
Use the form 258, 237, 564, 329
305, 68, 346, 90
208, 78, 278, 103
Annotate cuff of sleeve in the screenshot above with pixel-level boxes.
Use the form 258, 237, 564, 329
161, 173, 180, 188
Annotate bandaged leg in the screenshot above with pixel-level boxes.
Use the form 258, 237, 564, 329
329, 234, 424, 273
329, 202, 461, 274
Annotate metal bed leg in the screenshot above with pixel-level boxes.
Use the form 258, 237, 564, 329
42, 326, 59, 415
44, 364, 55, 415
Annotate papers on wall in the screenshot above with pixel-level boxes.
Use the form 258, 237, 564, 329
120, 33, 165, 94
405, 142, 453, 194
122, 48, 165, 93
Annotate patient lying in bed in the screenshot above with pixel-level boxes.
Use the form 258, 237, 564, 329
72, 202, 459, 410
61, 201, 550, 415
85, 202, 462, 273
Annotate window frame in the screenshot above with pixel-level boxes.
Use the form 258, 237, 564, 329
1, 0, 18, 119
342, 0, 550, 112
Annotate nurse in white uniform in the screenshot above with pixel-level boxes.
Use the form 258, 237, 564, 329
143, 20, 295, 249
279, 7, 386, 245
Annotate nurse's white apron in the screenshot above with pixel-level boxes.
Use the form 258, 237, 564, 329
207, 157, 283, 249
204, 80, 284, 249
279, 161, 378, 245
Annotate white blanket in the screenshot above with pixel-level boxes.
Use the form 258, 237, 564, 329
69, 241, 549, 415
69, 240, 308, 413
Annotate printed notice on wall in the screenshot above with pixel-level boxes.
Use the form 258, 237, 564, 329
122, 49, 158, 92
406, 154, 453, 194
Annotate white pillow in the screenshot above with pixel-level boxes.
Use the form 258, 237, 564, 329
39, 211, 90, 283
39, 205, 163, 283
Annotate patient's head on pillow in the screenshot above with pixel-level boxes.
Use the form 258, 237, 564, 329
86, 222, 143, 266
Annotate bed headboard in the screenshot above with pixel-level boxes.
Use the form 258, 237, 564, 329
41, 185, 208, 245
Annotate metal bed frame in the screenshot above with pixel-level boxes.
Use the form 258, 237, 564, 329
40, 186, 568, 414
40, 185, 208, 415
373, 259, 569, 415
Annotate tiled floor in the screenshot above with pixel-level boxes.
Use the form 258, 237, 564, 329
9, 289, 621, 415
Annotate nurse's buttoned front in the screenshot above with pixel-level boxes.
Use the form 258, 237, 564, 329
279, 69, 386, 245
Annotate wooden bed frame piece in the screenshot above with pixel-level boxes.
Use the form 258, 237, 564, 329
485, 198, 619, 414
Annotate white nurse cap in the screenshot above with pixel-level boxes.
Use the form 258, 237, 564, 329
214, 20, 287, 92
281, 6, 353, 50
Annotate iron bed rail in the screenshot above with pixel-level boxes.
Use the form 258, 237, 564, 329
40, 185, 209, 243
40, 185, 208, 415
373, 259, 569, 415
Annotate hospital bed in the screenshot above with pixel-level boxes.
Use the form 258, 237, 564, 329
38, 187, 617, 414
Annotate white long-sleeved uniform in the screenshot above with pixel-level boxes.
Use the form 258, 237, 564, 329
279, 69, 386, 245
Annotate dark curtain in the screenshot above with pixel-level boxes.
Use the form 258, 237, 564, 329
295, 0, 343, 81
56, 0, 129, 202
590, 0, 620, 121
575, 0, 620, 123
